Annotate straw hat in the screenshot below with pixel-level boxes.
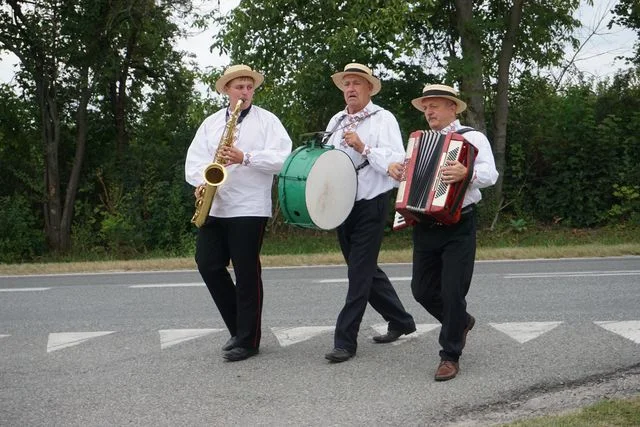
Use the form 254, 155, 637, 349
331, 63, 381, 96
215, 64, 264, 94
411, 84, 467, 114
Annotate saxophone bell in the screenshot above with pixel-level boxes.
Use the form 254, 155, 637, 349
204, 163, 227, 186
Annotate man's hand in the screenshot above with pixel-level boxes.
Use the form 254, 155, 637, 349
219, 146, 244, 165
387, 162, 405, 181
441, 160, 467, 184
343, 131, 365, 153
194, 185, 206, 198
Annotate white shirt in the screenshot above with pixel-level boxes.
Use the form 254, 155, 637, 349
325, 101, 405, 201
439, 119, 499, 207
185, 105, 292, 217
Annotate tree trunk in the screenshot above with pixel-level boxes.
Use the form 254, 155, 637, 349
38, 69, 64, 252
60, 66, 91, 251
493, 0, 525, 208
112, 25, 139, 163
454, 0, 486, 134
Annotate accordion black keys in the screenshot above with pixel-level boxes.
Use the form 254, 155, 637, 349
394, 130, 477, 230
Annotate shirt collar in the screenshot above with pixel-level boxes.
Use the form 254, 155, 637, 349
343, 100, 379, 117
226, 104, 252, 123
438, 119, 461, 134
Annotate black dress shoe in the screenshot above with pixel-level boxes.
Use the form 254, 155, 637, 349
222, 336, 237, 352
372, 326, 417, 343
462, 315, 475, 349
324, 348, 355, 363
223, 347, 259, 362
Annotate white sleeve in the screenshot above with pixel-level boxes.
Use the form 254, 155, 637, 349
185, 116, 218, 187
466, 131, 499, 189
362, 110, 405, 175
242, 113, 292, 174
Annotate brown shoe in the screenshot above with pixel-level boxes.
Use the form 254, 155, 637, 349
434, 360, 459, 381
462, 315, 475, 349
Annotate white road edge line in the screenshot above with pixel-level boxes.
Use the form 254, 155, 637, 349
505, 270, 640, 279
317, 277, 412, 284
129, 283, 203, 288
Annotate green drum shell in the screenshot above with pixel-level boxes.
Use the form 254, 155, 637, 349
278, 145, 331, 229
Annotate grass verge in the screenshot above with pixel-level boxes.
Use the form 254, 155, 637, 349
1, 242, 638, 276
503, 395, 640, 426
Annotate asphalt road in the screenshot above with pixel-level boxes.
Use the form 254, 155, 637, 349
1, 257, 639, 426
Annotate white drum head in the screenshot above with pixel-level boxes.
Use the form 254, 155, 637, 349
305, 150, 357, 230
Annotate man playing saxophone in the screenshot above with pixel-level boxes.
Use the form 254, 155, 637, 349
185, 64, 292, 362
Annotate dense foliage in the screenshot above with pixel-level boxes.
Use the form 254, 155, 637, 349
0, 1, 638, 263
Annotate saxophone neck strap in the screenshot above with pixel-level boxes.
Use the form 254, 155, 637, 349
226, 104, 252, 124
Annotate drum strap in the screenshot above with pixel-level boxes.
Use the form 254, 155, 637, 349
325, 109, 384, 174
355, 160, 369, 173
323, 109, 383, 142
455, 126, 474, 135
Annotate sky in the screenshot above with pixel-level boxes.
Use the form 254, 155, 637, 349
0, 0, 637, 86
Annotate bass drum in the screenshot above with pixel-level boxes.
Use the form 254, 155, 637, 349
278, 144, 357, 230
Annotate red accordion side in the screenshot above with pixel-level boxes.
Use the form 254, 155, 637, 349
394, 130, 477, 230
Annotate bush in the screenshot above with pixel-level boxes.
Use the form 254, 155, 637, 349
0, 195, 45, 263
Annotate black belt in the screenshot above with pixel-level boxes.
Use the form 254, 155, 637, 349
419, 204, 476, 228
460, 204, 476, 216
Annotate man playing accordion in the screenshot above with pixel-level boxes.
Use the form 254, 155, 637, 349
388, 84, 498, 381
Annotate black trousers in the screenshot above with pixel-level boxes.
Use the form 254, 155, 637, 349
195, 216, 267, 350
334, 192, 415, 353
411, 207, 476, 362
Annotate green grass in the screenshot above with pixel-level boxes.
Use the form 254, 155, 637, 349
260, 222, 640, 256
1, 222, 638, 274
503, 395, 640, 426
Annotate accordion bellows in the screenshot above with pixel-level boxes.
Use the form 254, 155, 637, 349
394, 130, 477, 229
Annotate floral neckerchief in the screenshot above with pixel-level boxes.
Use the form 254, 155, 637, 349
340, 108, 372, 149
438, 120, 459, 135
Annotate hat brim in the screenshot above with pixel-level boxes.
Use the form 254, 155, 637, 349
411, 95, 467, 114
331, 72, 381, 96
215, 70, 264, 94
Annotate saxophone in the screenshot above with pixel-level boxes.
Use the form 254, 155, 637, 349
191, 99, 244, 227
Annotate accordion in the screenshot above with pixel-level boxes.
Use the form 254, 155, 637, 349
394, 130, 477, 230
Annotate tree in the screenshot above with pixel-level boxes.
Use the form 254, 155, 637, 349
211, 0, 436, 140
212, 0, 585, 223
0, 0, 195, 253
611, 0, 640, 65
411, 0, 584, 220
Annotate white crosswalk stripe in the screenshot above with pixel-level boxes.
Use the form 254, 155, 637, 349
272, 326, 335, 347
594, 320, 640, 344
489, 321, 563, 343
2, 321, 638, 354
158, 328, 224, 349
46, 331, 115, 353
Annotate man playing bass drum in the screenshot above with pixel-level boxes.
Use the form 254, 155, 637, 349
185, 64, 292, 362
322, 63, 416, 363
388, 84, 498, 381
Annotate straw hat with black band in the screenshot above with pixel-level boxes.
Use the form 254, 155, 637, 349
331, 63, 382, 96
215, 64, 265, 95
411, 84, 467, 114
